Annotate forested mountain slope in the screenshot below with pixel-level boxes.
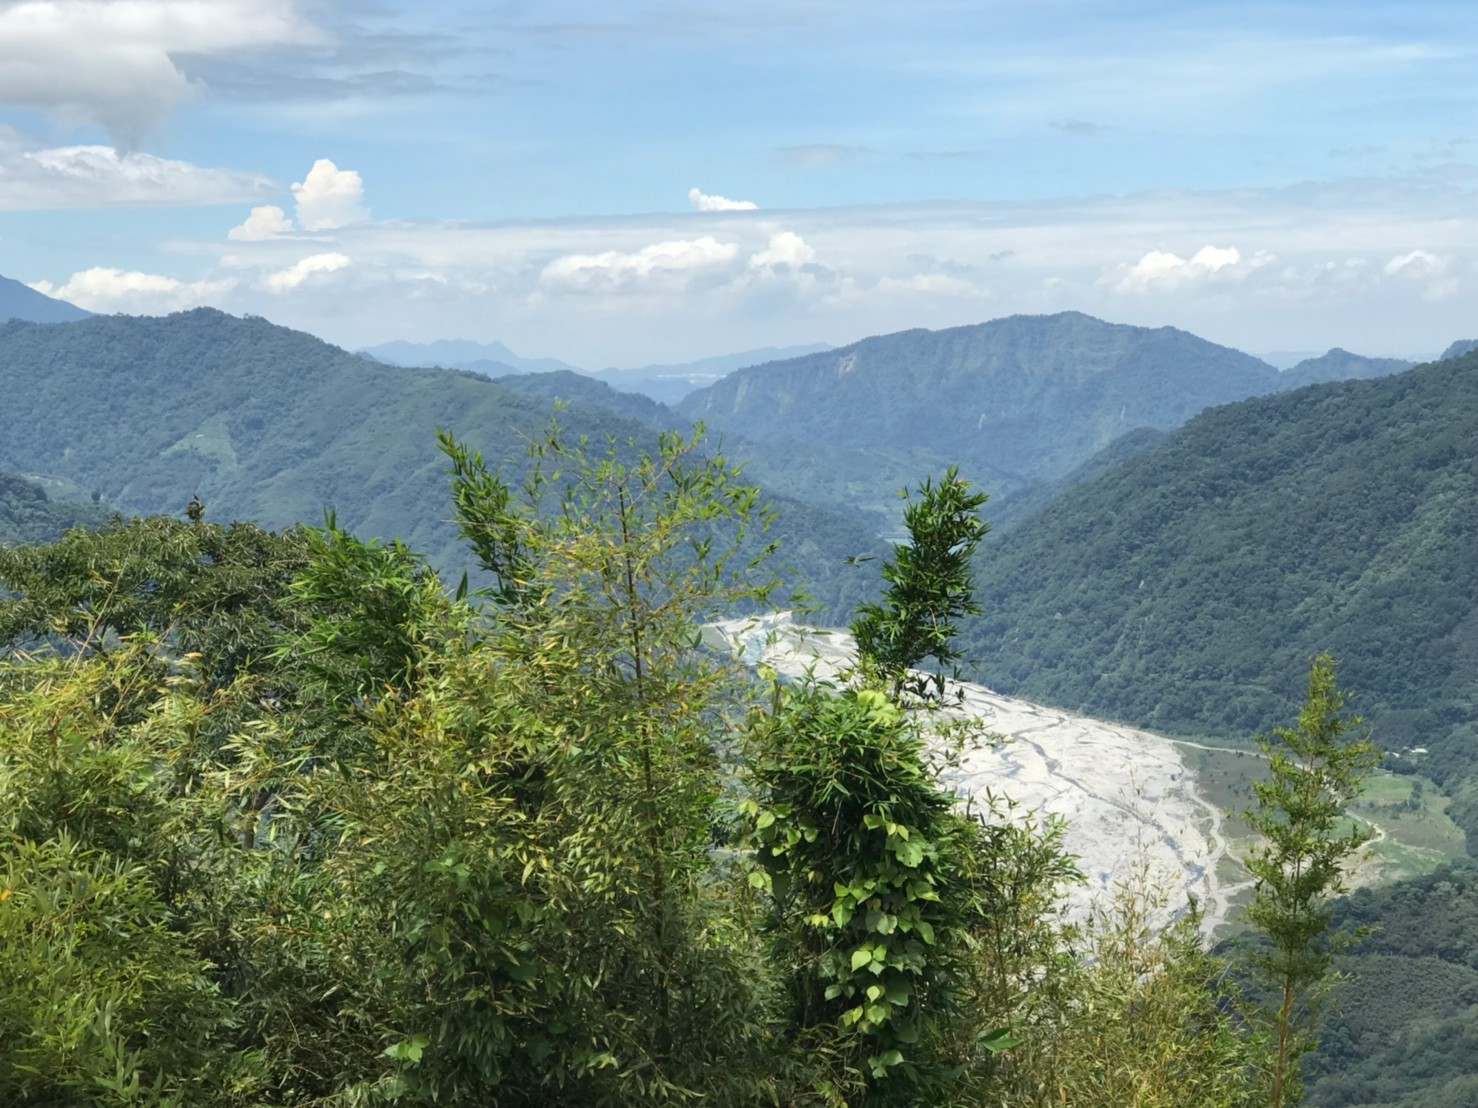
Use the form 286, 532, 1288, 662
677, 312, 1285, 492
0, 310, 883, 618
490, 368, 674, 428
1306, 861, 1478, 1108
0, 471, 109, 545
1280, 348, 1414, 389
958, 350, 1478, 839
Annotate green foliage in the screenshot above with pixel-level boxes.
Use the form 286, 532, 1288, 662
955, 349, 1478, 836
851, 467, 989, 697
0, 644, 245, 1105
0, 512, 311, 687
746, 688, 981, 1101
0, 470, 110, 546
998, 883, 1257, 1108
281, 521, 450, 708
1244, 657, 1381, 1108
0, 428, 1383, 1107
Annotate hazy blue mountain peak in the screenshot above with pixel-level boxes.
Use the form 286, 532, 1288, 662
0, 273, 91, 324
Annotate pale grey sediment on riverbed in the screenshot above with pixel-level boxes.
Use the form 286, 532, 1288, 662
708, 612, 1236, 935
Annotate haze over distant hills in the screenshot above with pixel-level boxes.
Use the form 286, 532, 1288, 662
361, 338, 580, 377
1279, 348, 1415, 389
0, 274, 89, 324
361, 338, 832, 405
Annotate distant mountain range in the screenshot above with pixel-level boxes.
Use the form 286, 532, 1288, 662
360, 338, 832, 405
367, 314, 1435, 536
361, 338, 580, 377
673, 312, 1420, 530
0, 274, 89, 324
0, 310, 884, 620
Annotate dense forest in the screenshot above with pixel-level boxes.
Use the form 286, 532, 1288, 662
4, 307, 1476, 1104
1307, 861, 1478, 1108
958, 348, 1478, 846
674, 312, 1415, 528
0, 428, 1371, 1106
0, 310, 884, 623
0, 470, 110, 544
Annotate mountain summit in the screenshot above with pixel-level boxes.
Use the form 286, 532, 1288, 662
0, 274, 89, 324
676, 312, 1284, 490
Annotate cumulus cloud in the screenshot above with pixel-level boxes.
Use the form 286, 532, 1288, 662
292, 159, 367, 230
1382, 250, 1457, 300
0, 144, 273, 210
1383, 250, 1446, 279
541, 236, 741, 291
228, 204, 294, 241
30, 266, 231, 310
1107, 244, 1269, 294
688, 187, 757, 212
749, 231, 816, 271
264, 252, 352, 292
0, 0, 321, 147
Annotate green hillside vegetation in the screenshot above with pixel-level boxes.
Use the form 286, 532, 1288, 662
0, 470, 110, 545
984, 426, 1171, 533
957, 350, 1478, 845
489, 368, 674, 428
0, 434, 1372, 1106
1280, 349, 1414, 390
675, 315, 1423, 534
1304, 861, 1478, 1108
678, 312, 1286, 502
0, 310, 883, 621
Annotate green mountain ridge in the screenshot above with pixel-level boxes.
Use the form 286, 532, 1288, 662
1281, 348, 1415, 390
677, 311, 1285, 489
957, 349, 1478, 813
674, 313, 1418, 529
0, 309, 883, 620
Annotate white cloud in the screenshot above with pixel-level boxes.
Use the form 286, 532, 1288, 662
292, 159, 367, 231
29, 171, 1478, 366
750, 230, 815, 270
0, 0, 321, 146
0, 144, 273, 210
689, 186, 758, 212
1383, 249, 1446, 279
263, 252, 352, 292
1382, 250, 1458, 301
1107, 244, 1269, 294
228, 204, 294, 241
541, 236, 741, 290
30, 266, 232, 310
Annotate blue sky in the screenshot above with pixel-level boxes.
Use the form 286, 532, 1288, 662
1, 0, 1475, 364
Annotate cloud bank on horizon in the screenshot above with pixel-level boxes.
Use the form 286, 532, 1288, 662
1, 0, 1476, 364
